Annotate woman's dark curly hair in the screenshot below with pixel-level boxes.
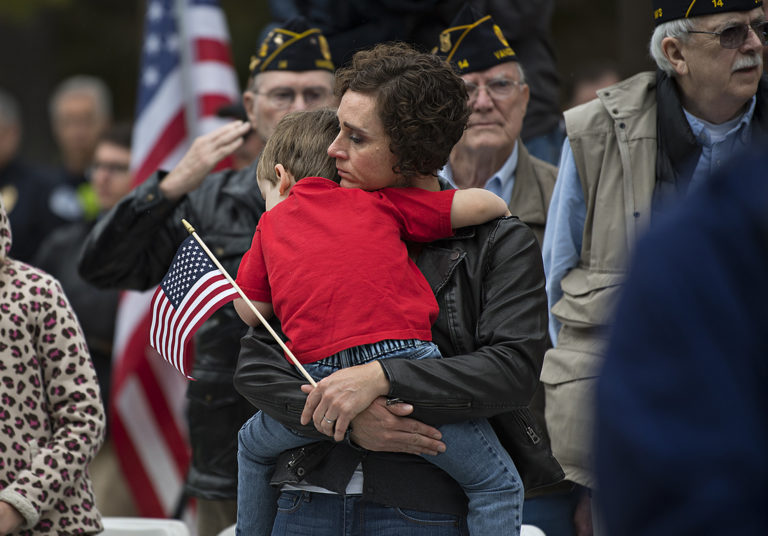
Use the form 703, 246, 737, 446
334, 42, 470, 180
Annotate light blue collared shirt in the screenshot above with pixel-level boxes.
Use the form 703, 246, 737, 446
439, 142, 519, 205
542, 97, 756, 345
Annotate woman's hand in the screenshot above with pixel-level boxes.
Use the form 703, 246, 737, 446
0, 501, 24, 535
300, 361, 390, 441
349, 397, 446, 456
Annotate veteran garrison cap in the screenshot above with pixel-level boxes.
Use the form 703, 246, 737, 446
249, 17, 335, 75
433, 4, 517, 75
653, 0, 763, 25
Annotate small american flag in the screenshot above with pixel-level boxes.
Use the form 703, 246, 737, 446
149, 235, 238, 378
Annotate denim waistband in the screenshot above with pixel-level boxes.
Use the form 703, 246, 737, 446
320, 339, 427, 368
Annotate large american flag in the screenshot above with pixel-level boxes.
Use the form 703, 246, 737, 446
111, 0, 240, 519
149, 236, 238, 379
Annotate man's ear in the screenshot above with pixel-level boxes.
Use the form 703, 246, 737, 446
275, 164, 295, 195
242, 90, 257, 128
661, 36, 689, 76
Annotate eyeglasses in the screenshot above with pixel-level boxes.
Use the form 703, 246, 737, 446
464, 79, 525, 102
254, 87, 332, 110
687, 20, 768, 49
88, 161, 130, 175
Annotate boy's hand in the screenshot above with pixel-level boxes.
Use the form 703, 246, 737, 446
349, 397, 446, 455
300, 361, 390, 442
159, 120, 251, 201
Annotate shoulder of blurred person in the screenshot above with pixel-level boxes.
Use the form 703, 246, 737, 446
0, 197, 105, 534
595, 143, 768, 536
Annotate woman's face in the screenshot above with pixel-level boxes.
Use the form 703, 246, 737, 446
327, 91, 404, 190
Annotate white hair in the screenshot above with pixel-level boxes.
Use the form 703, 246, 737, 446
649, 18, 696, 76
516, 62, 527, 85
49, 75, 112, 122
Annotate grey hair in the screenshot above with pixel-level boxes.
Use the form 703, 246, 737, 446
516, 62, 527, 85
49, 75, 112, 121
649, 18, 696, 75
0, 89, 20, 126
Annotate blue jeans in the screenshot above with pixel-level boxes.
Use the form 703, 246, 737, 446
237, 339, 523, 536
271, 491, 469, 535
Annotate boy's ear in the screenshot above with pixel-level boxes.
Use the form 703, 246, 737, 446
275, 164, 294, 195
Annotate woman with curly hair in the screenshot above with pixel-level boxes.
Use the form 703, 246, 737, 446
235, 41, 562, 536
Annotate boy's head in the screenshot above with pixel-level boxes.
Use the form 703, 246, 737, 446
256, 108, 340, 191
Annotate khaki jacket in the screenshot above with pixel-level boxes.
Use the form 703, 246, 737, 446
540, 71, 658, 488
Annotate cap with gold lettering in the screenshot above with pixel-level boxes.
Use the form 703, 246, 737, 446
433, 4, 517, 75
652, 0, 763, 25
249, 17, 335, 75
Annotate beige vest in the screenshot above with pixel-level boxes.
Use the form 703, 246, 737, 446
509, 142, 557, 247
540, 71, 658, 487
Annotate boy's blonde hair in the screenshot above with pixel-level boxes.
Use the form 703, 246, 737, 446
257, 108, 340, 185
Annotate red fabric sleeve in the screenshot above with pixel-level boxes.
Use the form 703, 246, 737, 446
378, 187, 456, 242
234, 224, 271, 302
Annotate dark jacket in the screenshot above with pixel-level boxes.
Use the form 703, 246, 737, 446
596, 145, 768, 535
34, 219, 120, 414
78, 160, 266, 499
234, 216, 564, 514
0, 157, 62, 263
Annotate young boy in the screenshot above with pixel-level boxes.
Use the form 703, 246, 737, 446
234, 109, 523, 535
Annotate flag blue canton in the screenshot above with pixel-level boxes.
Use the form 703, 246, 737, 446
160, 236, 217, 308
137, 0, 180, 115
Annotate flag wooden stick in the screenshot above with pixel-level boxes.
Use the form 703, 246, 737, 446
182, 219, 317, 387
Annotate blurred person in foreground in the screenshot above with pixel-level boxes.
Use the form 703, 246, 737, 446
0, 88, 60, 263
48, 75, 112, 223
595, 145, 768, 535
35, 123, 137, 517
541, 0, 767, 532
0, 197, 105, 534
77, 18, 336, 536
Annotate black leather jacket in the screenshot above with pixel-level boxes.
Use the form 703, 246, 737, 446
234, 216, 564, 513
78, 161, 265, 499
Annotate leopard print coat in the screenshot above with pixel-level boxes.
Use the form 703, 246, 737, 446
0, 199, 105, 534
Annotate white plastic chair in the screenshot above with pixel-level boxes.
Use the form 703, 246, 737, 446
521, 524, 547, 536
216, 524, 236, 536
101, 517, 190, 536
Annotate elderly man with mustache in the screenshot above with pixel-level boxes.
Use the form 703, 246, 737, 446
540, 0, 767, 533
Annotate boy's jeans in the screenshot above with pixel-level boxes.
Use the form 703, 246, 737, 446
236, 339, 523, 536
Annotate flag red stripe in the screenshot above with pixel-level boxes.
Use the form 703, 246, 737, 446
199, 94, 235, 118
111, 412, 166, 517
195, 38, 233, 64
153, 274, 237, 377
112, 297, 153, 394
132, 109, 187, 186
175, 287, 238, 376
135, 355, 190, 475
